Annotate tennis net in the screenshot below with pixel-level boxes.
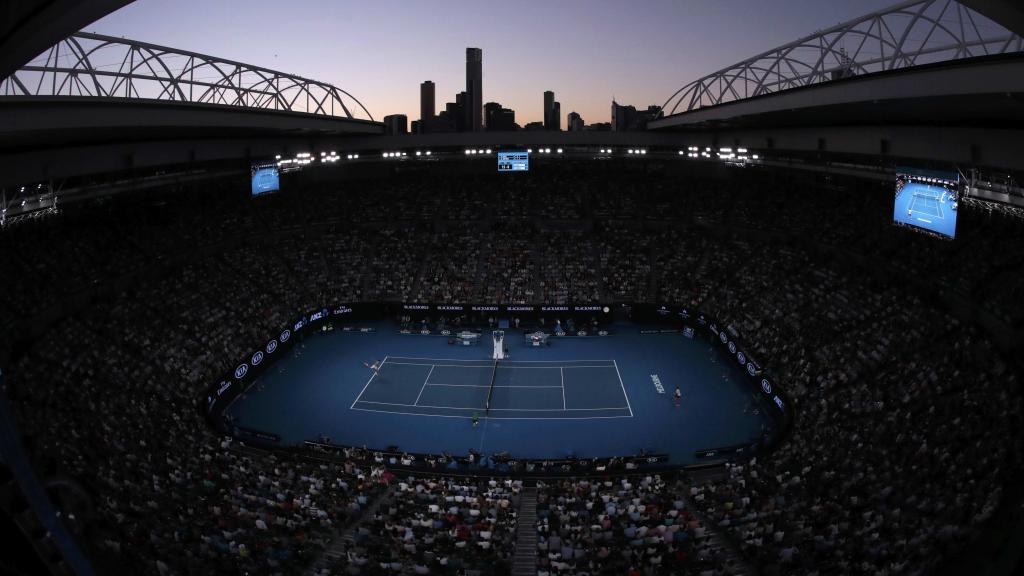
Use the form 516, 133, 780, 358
485, 360, 499, 414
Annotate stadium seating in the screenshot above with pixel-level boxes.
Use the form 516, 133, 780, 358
1, 163, 1021, 575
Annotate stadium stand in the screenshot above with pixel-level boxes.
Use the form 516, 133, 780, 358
1, 163, 1021, 575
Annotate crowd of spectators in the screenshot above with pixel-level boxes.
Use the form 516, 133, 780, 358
536, 475, 729, 575
1, 163, 1022, 575
331, 476, 520, 575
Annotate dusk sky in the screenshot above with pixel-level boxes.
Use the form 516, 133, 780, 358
89, 0, 894, 125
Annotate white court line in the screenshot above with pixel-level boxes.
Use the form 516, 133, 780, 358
560, 367, 566, 410
426, 383, 562, 388
349, 355, 388, 409
354, 400, 627, 412
612, 360, 635, 418
384, 361, 614, 369
412, 365, 435, 406
385, 356, 615, 364
350, 406, 633, 420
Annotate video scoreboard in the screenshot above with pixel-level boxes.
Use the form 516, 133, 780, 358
250, 163, 280, 196
498, 151, 529, 172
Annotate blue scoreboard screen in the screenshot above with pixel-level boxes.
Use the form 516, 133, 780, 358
893, 167, 959, 238
498, 151, 529, 172
251, 164, 280, 196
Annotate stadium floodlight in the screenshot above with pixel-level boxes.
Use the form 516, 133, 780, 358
425, 151, 431, 156
465, 149, 471, 155
738, 148, 748, 153
527, 148, 533, 153
486, 149, 492, 154
640, 149, 647, 154
752, 154, 759, 159
415, 151, 421, 156
627, 149, 634, 154
557, 148, 563, 153
720, 147, 732, 153
275, 155, 281, 159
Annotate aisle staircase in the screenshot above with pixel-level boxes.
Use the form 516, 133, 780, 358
681, 469, 759, 576
305, 483, 396, 576
510, 487, 538, 576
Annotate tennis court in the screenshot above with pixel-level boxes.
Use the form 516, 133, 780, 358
893, 181, 957, 237
351, 356, 633, 419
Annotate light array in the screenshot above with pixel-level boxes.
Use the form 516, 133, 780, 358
277, 152, 314, 167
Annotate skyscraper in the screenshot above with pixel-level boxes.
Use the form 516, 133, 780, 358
543, 91, 555, 130
552, 101, 561, 131
484, 101, 516, 131
420, 80, 435, 123
567, 111, 584, 131
611, 100, 637, 131
612, 100, 661, 131
465, 48, 482, 132
383, 114, 408, 135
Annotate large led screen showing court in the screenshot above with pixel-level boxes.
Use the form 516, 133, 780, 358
498, 151, 529, 172
251, 164, 280, 196
893, 167, 959, 238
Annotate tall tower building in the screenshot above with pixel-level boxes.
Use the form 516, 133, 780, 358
567, 111, 584, 131
420, 80, 435, 123
543, 91, 555, 130
552, 101, 561, 131
465, 48, 483, 132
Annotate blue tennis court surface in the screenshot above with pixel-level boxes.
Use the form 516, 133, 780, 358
352, 357, 632, 419
893, 181, 957, 237
226, 322, 770, 465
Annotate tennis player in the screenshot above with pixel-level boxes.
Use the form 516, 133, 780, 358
673, 386, 682, 407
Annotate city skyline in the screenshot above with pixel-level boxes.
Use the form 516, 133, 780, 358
87, 0, 895, 124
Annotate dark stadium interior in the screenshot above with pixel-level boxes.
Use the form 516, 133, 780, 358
2, 2, 1024, 576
